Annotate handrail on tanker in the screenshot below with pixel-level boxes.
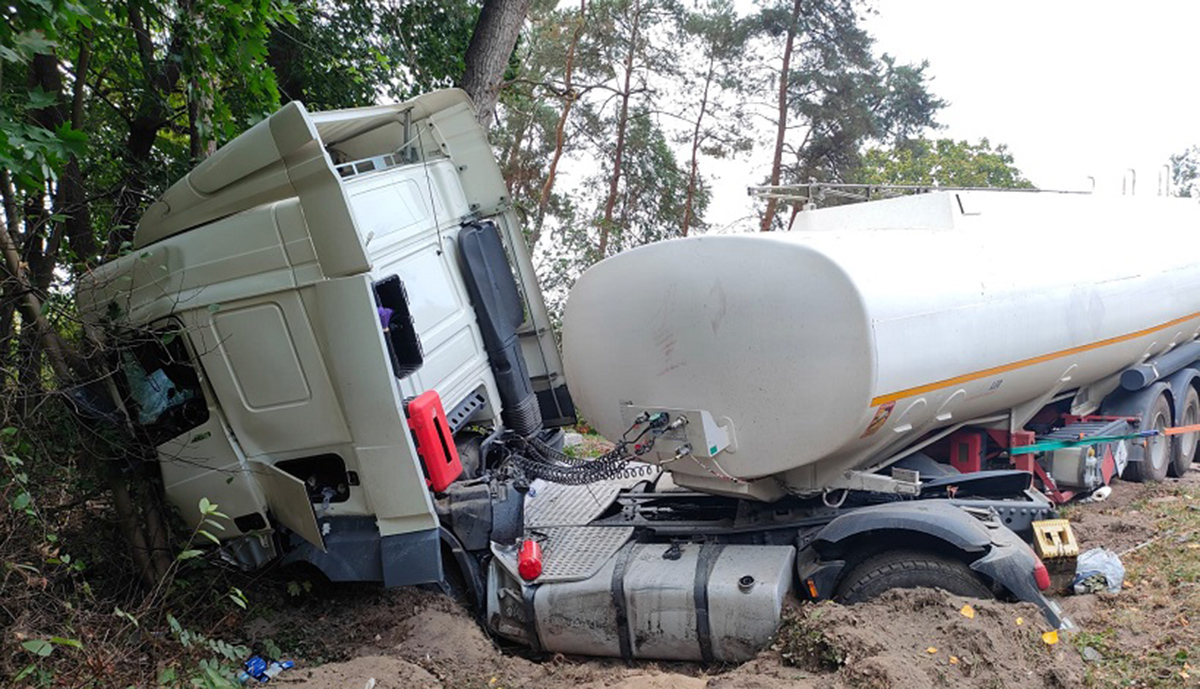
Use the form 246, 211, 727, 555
746, 181, 1094, 209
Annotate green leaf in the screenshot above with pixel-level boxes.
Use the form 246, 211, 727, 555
204, 518, 226, 530
198, 529, 221, 545
13, 31, 57, 57
198, 497, 212, 514
12, 491, 31, 510
50, 637, 82, 649
22, 639, 54, 657
114, 606, 139, 628
177, 549, 203, 560
27, 87, 57, 110
263, 638, 282, 661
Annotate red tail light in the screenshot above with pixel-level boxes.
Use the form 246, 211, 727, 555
518, 540, 543, 581
1033, 556, 1051, 591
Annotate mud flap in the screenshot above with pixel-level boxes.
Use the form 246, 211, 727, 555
969, 526, 1069, 629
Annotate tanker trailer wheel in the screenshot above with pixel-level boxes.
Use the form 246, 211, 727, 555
1169, 386, 1199, 477
1125, 393, 1173, 483
835, 549, 992, 604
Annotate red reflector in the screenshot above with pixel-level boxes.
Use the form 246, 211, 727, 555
404, 391, 463, 493
518, 540, 543, 581
1033, 556, 1051, 591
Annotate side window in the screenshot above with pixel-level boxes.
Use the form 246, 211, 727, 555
116, 331, 210, 445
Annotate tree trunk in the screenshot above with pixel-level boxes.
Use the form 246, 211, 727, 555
0, 201, 71, 381
760, 0, 802, 232
531, 0, 586, 251
682, 52, 716, 237
188, 75, 218, 162
107, 4, 189, 255
462, 0, 533, 128
599, 0, 642, 258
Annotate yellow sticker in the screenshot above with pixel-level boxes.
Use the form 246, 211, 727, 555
1042, 630, 1059, 645
960, 604, 976, 619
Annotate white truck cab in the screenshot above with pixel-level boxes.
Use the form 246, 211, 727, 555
79, 90, 572, 586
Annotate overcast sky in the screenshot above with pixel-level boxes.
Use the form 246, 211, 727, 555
864, 0, 1200, 193
709, 0, 1200, 228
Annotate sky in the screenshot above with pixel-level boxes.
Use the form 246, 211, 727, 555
708, 0, 1200, 228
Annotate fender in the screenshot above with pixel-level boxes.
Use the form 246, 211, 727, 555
1163, 367, 1199, 417
803, 500, 1065, 628
813, 500, 993, 559
798, 501, 992, 601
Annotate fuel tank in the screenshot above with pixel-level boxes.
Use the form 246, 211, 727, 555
561, 191, 1200, 495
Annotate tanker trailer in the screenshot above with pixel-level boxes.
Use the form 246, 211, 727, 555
562, 189, 1200, 503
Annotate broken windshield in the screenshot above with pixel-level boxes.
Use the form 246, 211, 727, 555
116, 331, 209, 445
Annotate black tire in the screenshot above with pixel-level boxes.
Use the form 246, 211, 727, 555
835, 549, 992, 603
1125, 393, 1172, 483
1169, 386, 1199, 477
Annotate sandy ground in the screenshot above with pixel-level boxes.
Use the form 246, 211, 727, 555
256, 467, 1199, 689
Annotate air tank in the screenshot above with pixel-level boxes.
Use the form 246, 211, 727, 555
561, 191, 1200, 497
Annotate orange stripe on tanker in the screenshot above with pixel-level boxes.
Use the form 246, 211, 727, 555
870, 310, 1200, 407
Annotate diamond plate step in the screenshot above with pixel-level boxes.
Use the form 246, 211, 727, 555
524, 464, 657, 528
535, 526, 634, 582
523, 465, 656, 582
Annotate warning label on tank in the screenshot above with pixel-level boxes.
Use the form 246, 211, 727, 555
860, 402, 895, 438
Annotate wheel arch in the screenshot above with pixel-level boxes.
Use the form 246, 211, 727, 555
811, 502, 995, 585
1163, 368, 1200, 419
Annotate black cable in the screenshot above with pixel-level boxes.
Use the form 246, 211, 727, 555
499, 421, 660, 485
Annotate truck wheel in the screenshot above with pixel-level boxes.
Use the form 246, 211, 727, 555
1169, 387, 1199, 477
835, 549, 992, 604
1125, 393, 1172, 483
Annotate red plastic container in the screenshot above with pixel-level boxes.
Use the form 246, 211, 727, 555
404, 390, 463, 492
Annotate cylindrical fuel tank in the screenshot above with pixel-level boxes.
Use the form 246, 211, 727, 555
562, 192, 1200, 492
532, 543, 795, 662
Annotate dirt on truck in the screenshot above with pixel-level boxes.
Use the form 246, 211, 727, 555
243, 464, 1198, 689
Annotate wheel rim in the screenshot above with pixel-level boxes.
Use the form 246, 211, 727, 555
1185, 401, 1200, 462
1150, 411, 1169, 470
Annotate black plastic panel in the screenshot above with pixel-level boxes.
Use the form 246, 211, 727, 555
458, 222, 543, 436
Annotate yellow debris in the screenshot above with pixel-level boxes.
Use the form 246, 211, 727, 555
1016, 617, 1024, 626
960, 604, 976, 619
949, 656, 959, 665
926, 647, 938, 654
1031, 519, 1080, 559
1042, 630, 1059, 645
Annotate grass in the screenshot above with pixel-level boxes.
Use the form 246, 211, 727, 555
1073, 482, 1199, 687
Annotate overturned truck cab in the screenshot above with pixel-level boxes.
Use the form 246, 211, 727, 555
78, 91, 1070, 663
